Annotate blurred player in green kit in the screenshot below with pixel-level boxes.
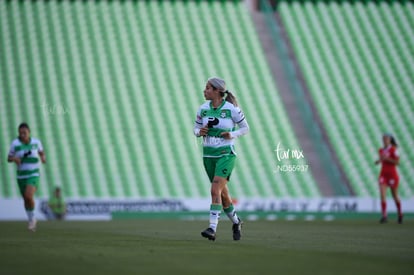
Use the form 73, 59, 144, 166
8, 123, 46, 231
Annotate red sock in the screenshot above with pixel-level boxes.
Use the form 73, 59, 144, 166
396, 200, 402, 217
381, 201, 387, 218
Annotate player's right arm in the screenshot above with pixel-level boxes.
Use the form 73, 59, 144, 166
374, 149, 382, 165
7, 155, 21, 165
194, 108, 208, 137
7, 141, 21, 165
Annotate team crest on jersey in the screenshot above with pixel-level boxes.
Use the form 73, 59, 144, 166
220, 111, 227, 118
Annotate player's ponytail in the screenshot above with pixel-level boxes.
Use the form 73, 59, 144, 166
223, 90, 238, 107
390, 136, 398, 147
384, 133, 398, 147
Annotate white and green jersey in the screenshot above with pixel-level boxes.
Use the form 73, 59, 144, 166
8, 137, 44, 179
194, 100, 249, 158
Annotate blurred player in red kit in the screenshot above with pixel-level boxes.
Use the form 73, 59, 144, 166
375, 133, 402, 224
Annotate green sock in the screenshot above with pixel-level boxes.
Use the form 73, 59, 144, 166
224, 204, 240, 224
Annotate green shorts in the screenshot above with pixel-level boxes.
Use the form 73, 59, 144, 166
203, 154, 236, 183
17, 177, 39, 196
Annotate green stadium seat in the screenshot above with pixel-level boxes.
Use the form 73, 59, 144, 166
279, 0, 414, 198
0, 0, 320, 199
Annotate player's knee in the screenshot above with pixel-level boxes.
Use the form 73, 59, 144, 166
23, 192, 33, 200
392, 193, 399, 201
211, 187, 221, 198
210, 188, 221, 198
25, 194, 33, 201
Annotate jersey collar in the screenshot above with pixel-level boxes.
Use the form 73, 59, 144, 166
18, 137, 31, 144
210, 100, 225, 110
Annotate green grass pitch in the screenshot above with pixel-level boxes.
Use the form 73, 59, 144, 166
0, 220, 413, 275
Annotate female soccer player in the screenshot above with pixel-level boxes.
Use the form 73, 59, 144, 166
7, 123, 46, 231
194, 77, 249, 241
374, 133, 402, 224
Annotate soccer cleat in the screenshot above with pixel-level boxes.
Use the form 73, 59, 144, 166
379, 217, 387, 224
28, 218, 37, 232
398, 215, 403, 224
232, 218, 243, 241
201, 228, 216, 241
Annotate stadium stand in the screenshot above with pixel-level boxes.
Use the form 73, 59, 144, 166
278, 0, 414, 198
0, 0, 320, 199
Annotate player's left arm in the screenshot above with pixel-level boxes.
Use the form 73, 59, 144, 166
221, 106, 249, 140
38, 140, 46, 164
